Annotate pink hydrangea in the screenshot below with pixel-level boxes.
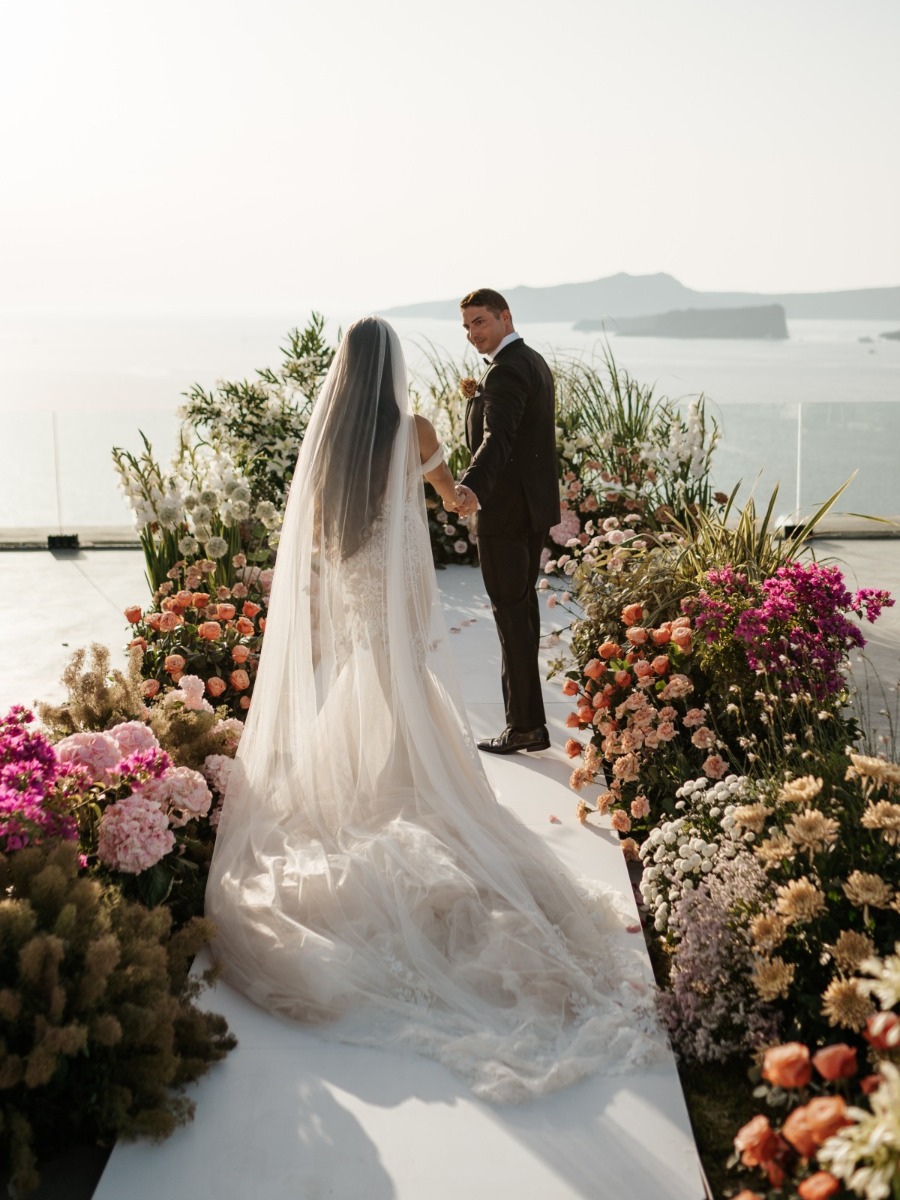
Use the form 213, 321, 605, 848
55, 731, 121, 786
203, 753, 234, 799
108, 721, 160, 759
97, 793, 174, 873
174, 675, 214, 713
140, 766, 212, 827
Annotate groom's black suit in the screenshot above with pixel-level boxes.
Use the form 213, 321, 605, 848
461, 337, 560, 731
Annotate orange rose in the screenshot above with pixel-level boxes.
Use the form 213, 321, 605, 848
734, 1114, 783, 1168
565, 712, 582, 729
192, 592, 210, 608
259, 617, 266, 632
147, 612, 163, 631
621, 603, 643, 626
650, 623, 672, 645
583, 658, 604, 679
231, 645, 251, 663
128, 636, 148, 651
732, 1192, 764, 1200
206, 676, 226, 697
614, 670, 631, 688
164, 654, 186, 675
229, 669, 250, 691
598, 641, 620, 660
198, 621, 223, 641
798, 1172, 840, 1200
217, 603, 236, 621
762, 1042, 812, 1090
124, 605, 143, 624
651, 654, 670, 675
235, 617, 255, 636
812, 1043, 857, 1082
562, 678, 579, 696
242, 601, 261, 618
141, 679, 160, 698
175, 590, 193, 606
565, 739, 582, 759
625, 626, 648, 645
577, 706, 593, 725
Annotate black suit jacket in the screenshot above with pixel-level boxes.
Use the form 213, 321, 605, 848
460, 337, 561, 536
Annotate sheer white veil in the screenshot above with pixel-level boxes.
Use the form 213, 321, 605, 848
206, 316, 664, 1102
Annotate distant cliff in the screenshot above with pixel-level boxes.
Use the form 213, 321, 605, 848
381, 272, 900, 322
575, 304, 789, 340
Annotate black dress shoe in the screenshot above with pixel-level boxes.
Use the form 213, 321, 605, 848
477, 726, 551, 754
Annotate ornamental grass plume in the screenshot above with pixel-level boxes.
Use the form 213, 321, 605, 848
36, 643, 146, 740
0, 840, 235, 1196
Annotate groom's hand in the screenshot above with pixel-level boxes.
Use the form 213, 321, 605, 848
455, 484, 479, 518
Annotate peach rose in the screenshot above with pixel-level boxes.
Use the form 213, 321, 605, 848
610, 809, 632, 833
860, 1073, 884, 1094
217, 603, 236, 621
175, 590, 193, 606
565, 739, 582, 759
259, 617, 266, 632
192, 592, 210, 608
124, 605, 143, 624
231, 645, 251, 664
583, 658, 604, 680
734, 1114, 784, 1169
671, 626, 693, 650
651, 654, 670, 675
128, 637, 148, 651
160, 611, 183, 632
147, 612, 163, 631
598, 641, 620, 660
577, 706, 593, 725
141, 679, 160, 698
164, 654, 187, 675
562, 678, 579, 696
206, 676, 226, 697
812, 1044, 857, 1082
762, 1042, 812, 1090
239, 695, 250, 709
621, 603, 644, 626
233, 617, 252, 636
614, 670, 631, 688
565, 712, 582, 729
229, 669, 250, 691
198, 621, 223, 641
625, 626, 649, 645
798, 1172, 840, 1200
242, 601, 261, 618
732, 1193, 764, 1200
650, 623, 672, 645
783, 1097, 850, 1158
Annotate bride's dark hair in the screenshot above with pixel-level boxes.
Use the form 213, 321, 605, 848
314, 316, 401, 560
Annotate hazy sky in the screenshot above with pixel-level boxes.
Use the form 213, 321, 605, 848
1, 0, 898, 316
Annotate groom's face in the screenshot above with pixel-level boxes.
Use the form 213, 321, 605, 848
461, 306, 513, 357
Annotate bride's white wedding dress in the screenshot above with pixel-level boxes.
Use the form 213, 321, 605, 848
206, 318, 665, 1102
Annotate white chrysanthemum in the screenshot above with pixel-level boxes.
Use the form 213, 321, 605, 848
818, 1062, 900, 1200
860, 944, 900, 1012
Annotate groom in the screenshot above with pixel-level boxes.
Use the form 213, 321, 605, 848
455, 288, 560, 754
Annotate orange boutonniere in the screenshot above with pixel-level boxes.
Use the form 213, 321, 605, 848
458, 376, 478, 400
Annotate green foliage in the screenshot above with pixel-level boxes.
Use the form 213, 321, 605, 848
0, 841, 235, 1196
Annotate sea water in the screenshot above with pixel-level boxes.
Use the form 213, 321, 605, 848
1, 315, 898, 531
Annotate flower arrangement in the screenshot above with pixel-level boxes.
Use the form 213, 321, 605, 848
123, 551, 270, 718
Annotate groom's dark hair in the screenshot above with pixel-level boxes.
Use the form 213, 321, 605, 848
460, 288, 510, 316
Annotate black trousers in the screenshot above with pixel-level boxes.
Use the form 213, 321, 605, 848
476, 529, 547, 730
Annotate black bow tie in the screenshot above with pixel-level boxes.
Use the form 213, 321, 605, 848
482, 356, 492, 365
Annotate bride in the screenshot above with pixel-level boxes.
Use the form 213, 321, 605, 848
205, 316, 664, 1102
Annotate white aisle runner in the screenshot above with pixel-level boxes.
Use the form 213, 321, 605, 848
94, 566, 706, 1200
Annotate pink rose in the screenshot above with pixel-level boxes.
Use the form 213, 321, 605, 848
703, 754, 727, 779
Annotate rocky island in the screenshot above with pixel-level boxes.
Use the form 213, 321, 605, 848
575, 304, 789, 339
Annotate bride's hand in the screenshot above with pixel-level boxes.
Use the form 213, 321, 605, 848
442, 491, 460, 513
